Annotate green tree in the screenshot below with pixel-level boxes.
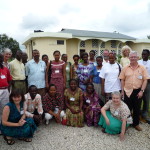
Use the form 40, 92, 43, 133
0, 34, 20, 58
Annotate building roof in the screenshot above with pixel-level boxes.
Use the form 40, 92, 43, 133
59, 28, 136, 40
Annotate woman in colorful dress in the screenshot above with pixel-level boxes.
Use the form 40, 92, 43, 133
120, 45, 131, 67
1, 89, 37, 145
89, 50, 96, 66
77, 52, 94, 91
61, 54, 71, 88
71, 54, 80, 80
99, 91, 132, 141
46, 50, 66, 96
42, 84, 65, 125
83, 83, 101, 127
64, 79, 84, 127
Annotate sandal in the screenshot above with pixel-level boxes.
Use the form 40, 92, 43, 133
3, 136, 15, 145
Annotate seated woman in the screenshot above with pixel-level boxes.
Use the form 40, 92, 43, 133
24, 85, 43, 126
64, 79, 84, 127
99, 91, 132, 141
1, 89, 37, 145
83, 83, 101, 127
42, 84, 65, 125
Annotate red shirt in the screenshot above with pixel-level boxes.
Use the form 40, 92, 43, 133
0, 67, 12, 87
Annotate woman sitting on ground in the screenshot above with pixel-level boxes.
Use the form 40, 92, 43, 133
24, 85, 43, 126
64, 79, 84, 127
1, 89, 37, 145
98, 91, 132, 141
42, 84, 65, 125
83, 83, 102, 127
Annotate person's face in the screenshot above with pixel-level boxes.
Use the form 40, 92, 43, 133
12, 95, 22, 105
86, 85, 94, 94
16, 51, 22, 61
33, 51, 40, 60
96, 58, 103, 66
109, 55, 115, 64
22, 53, 28, 62
42, 56, 49, 64
49, 86, 56, 96
70, 80, 77, 91
73, 57, 79, 64
129, 53, 138, 63
0, 54, 4, 63
103, 51, 109, 57
62, 55, 67, 62
29, 87, 37, 99
89, 52, 95, 59
54, 52, 60, 61
4, 52, 12, 61
112, 95, 121, 105
142, 51, 149, 61
83, 55, 88, 63
123, 49, 130, 57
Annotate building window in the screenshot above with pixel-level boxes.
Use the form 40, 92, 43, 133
111, 40, 116, 48
111, 50, 116, 54
100, 50, 104, 56
92, 39, 98, 48
57, 40, 64, 45
80, 41, 85, 47
100, 42, 105, 48
92, 50, 98, 57
119, 43, 122, 48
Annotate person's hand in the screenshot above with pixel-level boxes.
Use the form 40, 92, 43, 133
137, 91, 143, 99
18, 119, 26, 126
105, 118, 110, 125
121, 90, 124, 100
54, 113, 61, 123
119, 133, 125, 141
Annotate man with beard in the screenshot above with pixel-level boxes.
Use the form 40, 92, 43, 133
9, 50, 26, 94
103, 49, 109, 64
25, 49, 46, 96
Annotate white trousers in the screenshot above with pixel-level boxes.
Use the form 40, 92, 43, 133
45, 108, 65, 121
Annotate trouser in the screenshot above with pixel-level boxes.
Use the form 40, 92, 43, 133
0, 89, 9, 133
45, 108, 65, 122
142, 82, 150, 119
124, 89, 142, 126
12, 80, 26, 94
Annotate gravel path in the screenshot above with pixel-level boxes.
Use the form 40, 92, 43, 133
0, 121, 150, 150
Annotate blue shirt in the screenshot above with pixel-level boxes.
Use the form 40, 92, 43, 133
25, 59, 46, 88
93, 66, 101, 84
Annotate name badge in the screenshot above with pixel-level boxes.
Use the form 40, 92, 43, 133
66, 67, 69, 70
1, 75, 6, 79
86, 99, 90, 104
97, 70, 101, 73
40, 68, 44, 72
20, 110, 24, 115
70, 97, 75, 101
114, 111, 119, 116
138, 75, 142, 79
84, 69, 88, 73
55, 70, 59, 73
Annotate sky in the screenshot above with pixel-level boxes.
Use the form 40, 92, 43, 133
0, 0, 150, 50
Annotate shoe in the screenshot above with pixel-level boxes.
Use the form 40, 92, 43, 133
134, 125, 142, 131
3, 136, 15, 145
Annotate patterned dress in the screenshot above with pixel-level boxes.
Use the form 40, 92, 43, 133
64, 88, 84, 127
1, 102, 36, 138
50, 61, 65, 96
83, 91, 101, 127
77, 63, 94, 91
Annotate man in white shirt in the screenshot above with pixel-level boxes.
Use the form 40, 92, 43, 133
100, 53, 121, 103
138, 49, 150, 123
102, 49, 109, 64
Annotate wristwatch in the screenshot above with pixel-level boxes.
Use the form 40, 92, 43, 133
141, 89, 144, 92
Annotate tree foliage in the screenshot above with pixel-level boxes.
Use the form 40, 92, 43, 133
0, 34, 20, 58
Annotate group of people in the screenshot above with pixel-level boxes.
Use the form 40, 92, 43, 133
0, 45, 150, 144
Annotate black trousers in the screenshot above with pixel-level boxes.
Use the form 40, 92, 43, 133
124, 89, 142, 126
